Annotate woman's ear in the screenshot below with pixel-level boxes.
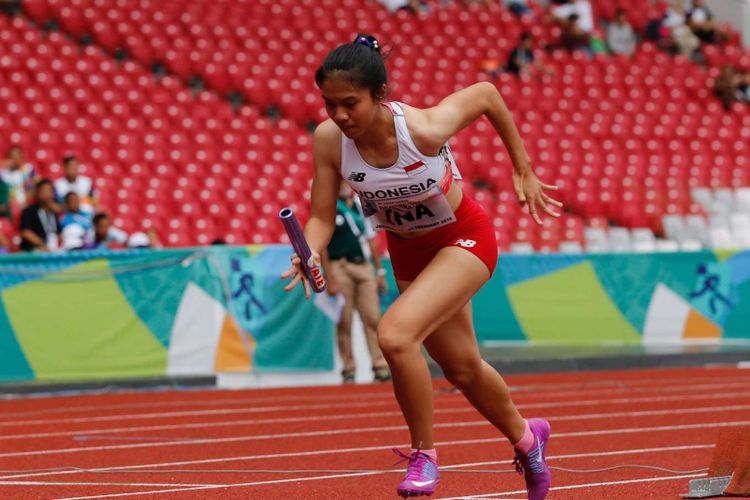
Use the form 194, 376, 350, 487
376, 83, 388, 100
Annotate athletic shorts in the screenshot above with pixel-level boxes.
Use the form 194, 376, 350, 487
385, 194, 498, 282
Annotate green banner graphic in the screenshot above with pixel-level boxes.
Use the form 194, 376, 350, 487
0, 248, 748, 383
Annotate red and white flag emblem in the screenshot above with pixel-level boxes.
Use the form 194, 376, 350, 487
404, 160, 427, 176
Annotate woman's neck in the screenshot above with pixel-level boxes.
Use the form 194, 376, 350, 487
355, 105, 393, 150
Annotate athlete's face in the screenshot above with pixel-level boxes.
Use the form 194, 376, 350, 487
319, 77, 379, 139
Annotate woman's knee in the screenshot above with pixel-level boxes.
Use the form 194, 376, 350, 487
377, 315, 419, 358
441, 356, 483, 388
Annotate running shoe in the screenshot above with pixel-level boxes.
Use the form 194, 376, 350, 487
393, 448, 439, 497
512, 418, 552, 500
373, 367, 392, 382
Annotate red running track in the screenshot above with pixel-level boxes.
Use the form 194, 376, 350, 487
1, 366, 749, 499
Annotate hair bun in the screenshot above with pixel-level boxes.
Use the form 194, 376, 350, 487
353, 33, 380, 52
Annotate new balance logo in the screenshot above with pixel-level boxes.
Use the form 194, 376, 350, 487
347, 172, 366, 182
455, 239, 476, 248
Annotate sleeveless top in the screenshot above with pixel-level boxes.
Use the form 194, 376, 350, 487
340, 101, 462, 233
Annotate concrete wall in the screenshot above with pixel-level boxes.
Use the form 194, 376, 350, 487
705, 0, 750, 47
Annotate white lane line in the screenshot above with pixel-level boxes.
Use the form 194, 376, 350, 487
4, 392, 749, 441
1, 402, 748, 459
437, 473, 707, 499
5, 372, 747, 421
0, 419, 744, 480
0, 480, 221, 487
0, 399, 397, 428
48, 445, 713, 500
0, 392, 396, 420
4, 379, 749, 429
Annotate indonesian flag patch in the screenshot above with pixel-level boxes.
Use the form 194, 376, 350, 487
404, 160, 427, 176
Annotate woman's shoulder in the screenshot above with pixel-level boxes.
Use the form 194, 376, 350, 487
313, 119, 342, 144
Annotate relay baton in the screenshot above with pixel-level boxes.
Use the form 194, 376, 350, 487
279, 208, 327, 293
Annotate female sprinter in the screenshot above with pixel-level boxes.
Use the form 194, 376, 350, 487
282, 34, 561, 499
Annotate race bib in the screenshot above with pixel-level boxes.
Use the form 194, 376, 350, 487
361, 185, 456, 232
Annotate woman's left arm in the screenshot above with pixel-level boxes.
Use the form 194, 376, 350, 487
420, 82, 562, 223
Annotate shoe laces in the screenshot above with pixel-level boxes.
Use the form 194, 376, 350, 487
393, 448, 430, 480
512, 455, 524, 475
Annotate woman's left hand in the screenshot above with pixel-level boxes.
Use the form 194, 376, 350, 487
512, 169, 563, 224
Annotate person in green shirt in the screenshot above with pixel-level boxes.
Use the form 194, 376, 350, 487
323, 183, 390, 384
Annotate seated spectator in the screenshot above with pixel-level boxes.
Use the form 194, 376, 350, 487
54, 155, 97, 213
61, 223, 88, 251
0, 178, 10, 222
90, 213, 128, 249
550, 0, 594, 34
560, 13, 591, 54
503, 33, 552, 78
60, 192, 93, 232
662, 3, 700, 58
0, 145, 36, 209
686, 0, 729, 44
19, 179, 60, 252
377, 0, 428, 14
504, 0, 531, 17
715, 64, 750, 111
606, 8, 637, 56
127, 230, 162, 249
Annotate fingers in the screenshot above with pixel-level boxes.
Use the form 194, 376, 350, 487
302, 275, 311, 300
540, 182, 559, 191
280, 266, 296, 279
283, 272, 301, 292
528, 202, 542, 224
542, 192, 564, 208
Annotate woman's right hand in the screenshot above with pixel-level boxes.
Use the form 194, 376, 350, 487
280, 250, 321, 300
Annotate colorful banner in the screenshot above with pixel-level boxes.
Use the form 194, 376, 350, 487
0, 247, 749, 383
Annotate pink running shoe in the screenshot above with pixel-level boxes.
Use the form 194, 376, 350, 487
512, 418, 552, 500
393, 448, 440, 497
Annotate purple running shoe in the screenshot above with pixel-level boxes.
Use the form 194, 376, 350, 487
512, 418, 552, 500
393, 448, 440, 497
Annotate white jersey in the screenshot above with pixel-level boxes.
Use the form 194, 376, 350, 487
340, 101, 462, 233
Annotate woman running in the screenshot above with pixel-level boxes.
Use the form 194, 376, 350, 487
282, 33, 561, 499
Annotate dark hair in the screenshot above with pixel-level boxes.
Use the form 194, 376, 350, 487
315, 33, 387, 99
63, 155, 77, 166
93, 213, 108, 225
615, 8, 627, 17
36, 178, 53, 191
64, 191, 78, 202
7, 144, 22, 154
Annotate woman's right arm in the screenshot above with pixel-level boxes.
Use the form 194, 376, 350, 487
304, 120, 342, 255
281, 120, 341, 298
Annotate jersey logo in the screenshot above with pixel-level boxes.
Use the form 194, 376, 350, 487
455, 239, 476, 248
347, 172, 366, 182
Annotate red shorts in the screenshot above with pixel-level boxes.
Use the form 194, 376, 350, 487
386, 195, 498, 282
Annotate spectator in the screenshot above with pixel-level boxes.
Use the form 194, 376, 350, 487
715, 64, 750, 111
606, 8, 637, 56
686, 0, 729, 44
53, 155, 97, 213
377, 0, 428, 14
662, 2, 700, 58
127, 230, 162, 249
560, 13, 591, 54
504, 33, 552, 78
0, 145, 36, 209
19, 179, 60, 252
90, 213, 128, 249
59, 192, 93, 232
322, 184, 391, 384
0, 177, 10, 222
550, 0, 594, 34
504, 0, 531, 18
